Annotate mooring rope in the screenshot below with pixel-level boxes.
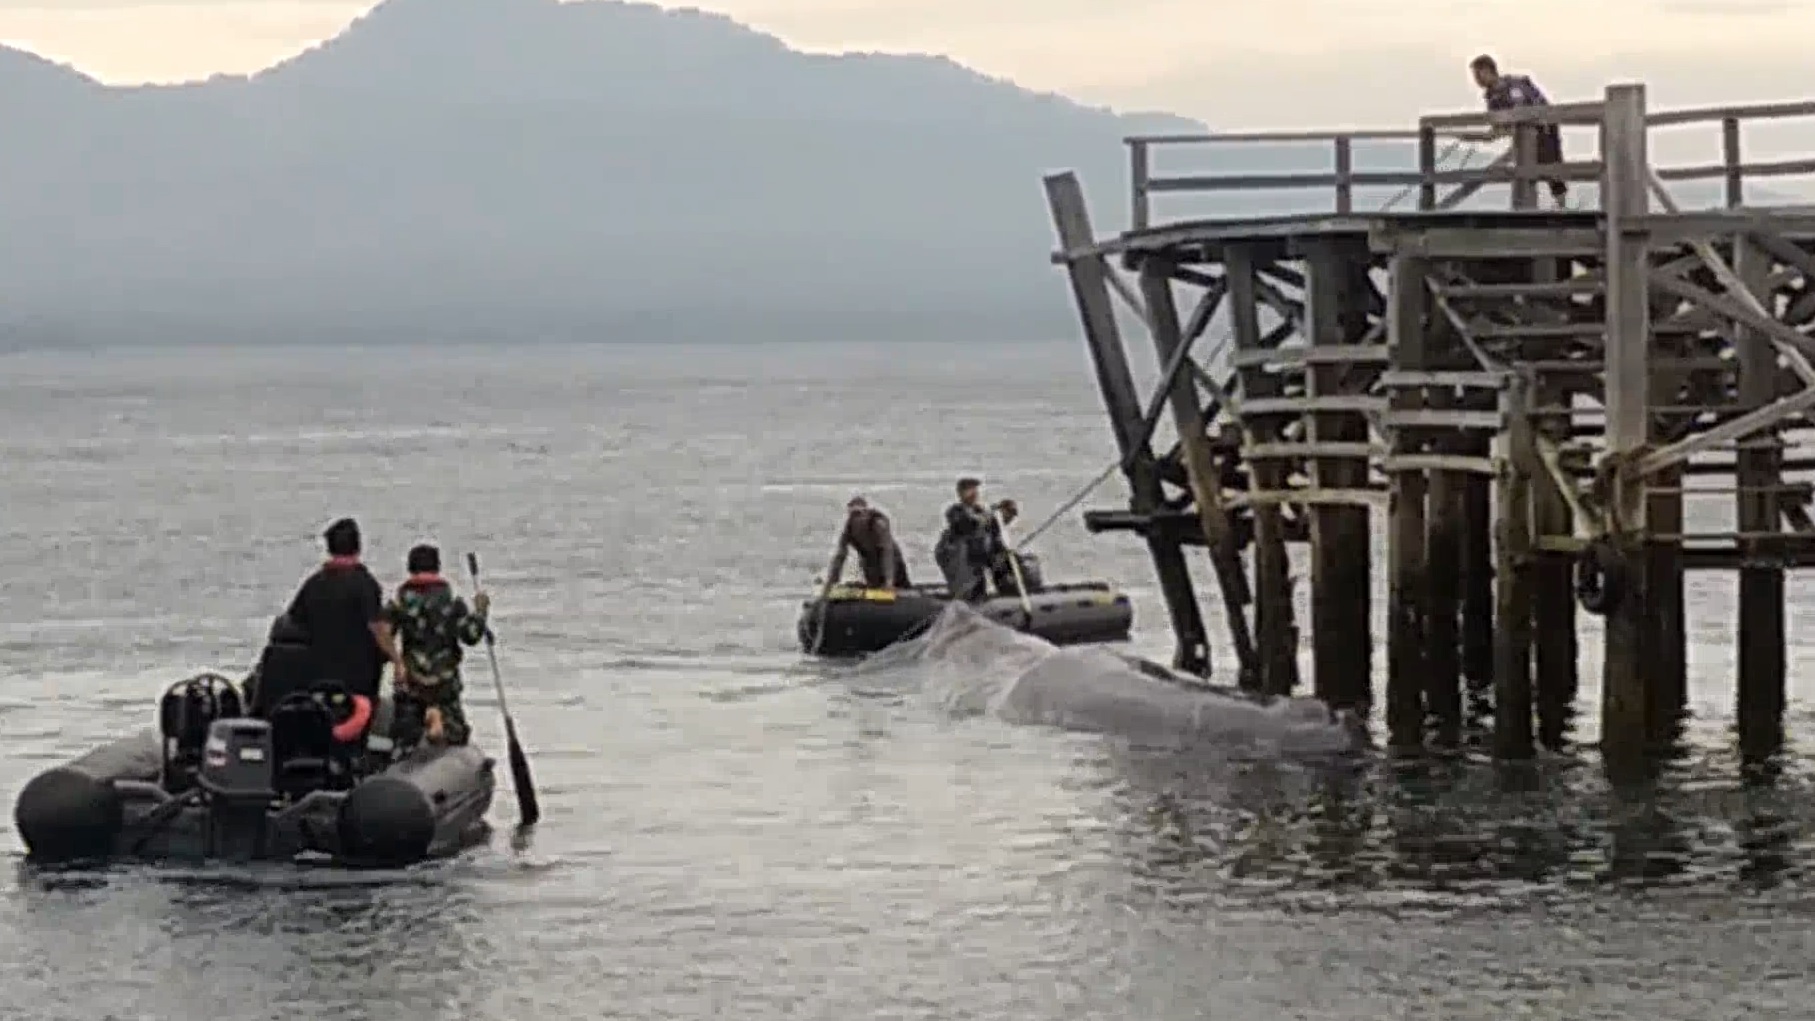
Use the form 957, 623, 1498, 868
1376, 138, 1479, 212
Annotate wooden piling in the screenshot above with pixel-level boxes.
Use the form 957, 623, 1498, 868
1493, 374, 1536, 759
1302, 239, 1376, 715
1734, 237, 1787, 761
1597, 83, 1655, 769
1385, 252, 1429, 751
1226, 245, 1301, 697
1048, 81, 1815, 773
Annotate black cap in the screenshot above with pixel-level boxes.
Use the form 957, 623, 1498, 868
956, 477, 981, 493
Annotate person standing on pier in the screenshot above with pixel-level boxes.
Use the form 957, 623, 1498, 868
1469, 54, 1569, 208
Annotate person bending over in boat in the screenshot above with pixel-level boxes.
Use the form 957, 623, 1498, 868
828, 495, 910, 589
284, 517, 408, 722
383, 543, 489, 754
934, 477, 995, 602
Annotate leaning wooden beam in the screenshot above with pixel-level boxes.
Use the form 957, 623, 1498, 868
1044, 172, 1213, 674
1138, 262, 1262, 684
1649, 273, 1815, 378
1646, 170, 1815, 386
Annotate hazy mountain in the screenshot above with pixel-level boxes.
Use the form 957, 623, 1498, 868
0, 0, 1786, 348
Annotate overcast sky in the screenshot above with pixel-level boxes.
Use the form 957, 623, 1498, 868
0, 0, 1809, 132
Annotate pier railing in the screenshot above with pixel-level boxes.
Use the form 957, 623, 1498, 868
1126, 94, 1815, 228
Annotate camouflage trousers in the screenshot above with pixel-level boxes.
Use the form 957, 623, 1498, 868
391, 670, 471, 754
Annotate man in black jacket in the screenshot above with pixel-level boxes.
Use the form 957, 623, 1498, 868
933, 477, 994, 602
283, 517, 408, 703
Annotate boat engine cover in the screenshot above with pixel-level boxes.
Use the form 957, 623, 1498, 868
198, 719, 275, 802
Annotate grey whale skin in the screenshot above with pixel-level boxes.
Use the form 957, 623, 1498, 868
13, 683, 495, 867
858, 604, 1370, 756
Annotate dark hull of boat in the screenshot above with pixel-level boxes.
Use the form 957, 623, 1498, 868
797, 581, 1134, 656
13, 729, 495, 867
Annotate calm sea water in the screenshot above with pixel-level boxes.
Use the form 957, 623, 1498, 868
1, 341, 1814, 1021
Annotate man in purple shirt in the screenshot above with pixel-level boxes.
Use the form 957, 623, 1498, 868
1470, 54, 1568, 207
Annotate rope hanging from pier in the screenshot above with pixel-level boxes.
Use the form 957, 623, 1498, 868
1377, 138, 1479, 212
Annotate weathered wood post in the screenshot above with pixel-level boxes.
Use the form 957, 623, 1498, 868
1385, 250, 1430, 751
1734, 237, 1787, 762
1596, 83, 1656, 771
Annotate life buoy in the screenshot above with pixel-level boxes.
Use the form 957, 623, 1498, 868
1574, 538, 1624, 616
331, 694, 373, 743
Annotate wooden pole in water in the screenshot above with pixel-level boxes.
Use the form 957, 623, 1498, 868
1734, 236, 1787, 762
1598, 83, 1656, 772
1385, 251, 1430, 752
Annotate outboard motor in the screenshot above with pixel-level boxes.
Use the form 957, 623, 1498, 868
195, 716, 276, 860
158, 674, 245, 794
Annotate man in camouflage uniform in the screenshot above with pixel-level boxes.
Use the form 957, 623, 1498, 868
382, 543, 490, 755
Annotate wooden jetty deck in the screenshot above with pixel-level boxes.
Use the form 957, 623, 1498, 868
1043, 83, 1815, 769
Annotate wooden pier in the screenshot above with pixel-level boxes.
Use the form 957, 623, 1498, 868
1044, 83, 1815, 766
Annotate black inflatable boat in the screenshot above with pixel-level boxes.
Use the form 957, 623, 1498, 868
13, 619, 495, 868
798, 555, 1134, 656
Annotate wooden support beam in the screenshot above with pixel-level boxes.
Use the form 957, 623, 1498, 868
1493, 373, 1537, 759
1302, 238, 1376, 716
1597, 83, 1655, 772
1044, 172, 1212, 675
1734, 236, 1787, 763
1385, 251, 1431, 752
1139, 262, 1261, 685
1228, 244, 1300, 697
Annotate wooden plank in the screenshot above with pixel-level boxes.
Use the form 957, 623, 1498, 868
1385, 409, 1505, 430
1241, 395, 1388, 416
1381, 454, 1502, 475
1377, 370, 1511, 390
1246, 441, 1382, 459
1228, 488, 1389, 508
1229, 344, 1391, 368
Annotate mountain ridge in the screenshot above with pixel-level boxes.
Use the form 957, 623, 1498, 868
0, 0, 1766, 348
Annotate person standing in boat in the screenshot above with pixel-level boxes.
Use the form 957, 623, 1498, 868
383, 543, 490, 754
934, 477, 995, 602
827, 495, 910, 589
984, 498, 1031, 596
283, 517, 408, 718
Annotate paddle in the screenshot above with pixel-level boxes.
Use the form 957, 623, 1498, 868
990, 505, 1035, 628
465, 552, 541, 828
806, 535, 846, 654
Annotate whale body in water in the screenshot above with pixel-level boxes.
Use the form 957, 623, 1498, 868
847, 604, 1368, 757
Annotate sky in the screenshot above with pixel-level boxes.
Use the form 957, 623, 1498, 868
0, 0, 1810, 134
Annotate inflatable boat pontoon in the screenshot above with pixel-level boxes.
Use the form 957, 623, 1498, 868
13, 618, 495, 867
798, 555, 1133, 656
